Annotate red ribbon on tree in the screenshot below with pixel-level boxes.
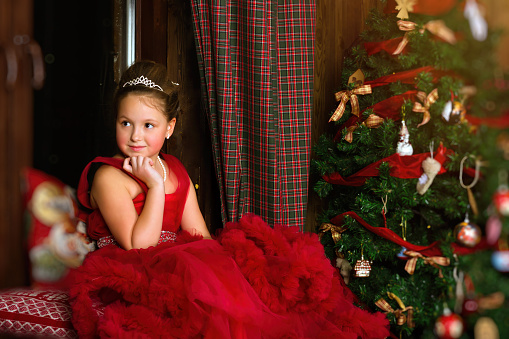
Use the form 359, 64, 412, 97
329, 211, 490, 259
364, 37, 407, 56
384, 0, 457, 16
364, 66, 453, 89
465, 110, 509, 129
365, 29, 460, 57
323, 143, 452, 186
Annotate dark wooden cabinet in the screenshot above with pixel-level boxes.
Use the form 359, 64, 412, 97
0, 0, 44, 288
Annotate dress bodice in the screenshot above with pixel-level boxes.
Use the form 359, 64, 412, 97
76, 153, 190, 242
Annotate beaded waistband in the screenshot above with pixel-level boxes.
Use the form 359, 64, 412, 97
97, 230, 177, 249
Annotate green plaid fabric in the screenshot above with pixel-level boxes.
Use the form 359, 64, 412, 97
191, 0, 315, 230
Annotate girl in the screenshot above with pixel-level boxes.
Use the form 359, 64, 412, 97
69, 61, 390, 338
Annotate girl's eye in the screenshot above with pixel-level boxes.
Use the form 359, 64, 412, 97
145, 123, 154, 129
121, 121, 131, 127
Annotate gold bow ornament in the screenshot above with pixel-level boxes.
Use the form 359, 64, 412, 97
375, 292, 415, 327
393, 20, 457, 55
330, 85, 372, 122
318, 222, 348, 244
343, 114, 385, 143
413, 88, 439, 127
403, 250, 450, 278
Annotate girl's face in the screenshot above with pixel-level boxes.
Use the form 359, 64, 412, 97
116, 93, 175, 159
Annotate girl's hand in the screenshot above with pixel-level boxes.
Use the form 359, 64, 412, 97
123, 156, 163, 188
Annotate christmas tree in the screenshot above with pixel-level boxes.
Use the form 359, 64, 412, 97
312, 0, 509, 338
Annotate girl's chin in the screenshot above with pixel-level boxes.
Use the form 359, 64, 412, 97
122, 153, 147, 159
123, 147, 149, 155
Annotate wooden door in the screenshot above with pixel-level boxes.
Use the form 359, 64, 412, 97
0, 0, 44, 288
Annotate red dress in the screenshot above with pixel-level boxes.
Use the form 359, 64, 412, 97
69, 153, 390, 339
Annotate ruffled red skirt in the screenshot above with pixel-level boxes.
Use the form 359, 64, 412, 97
69, 214, 389, 338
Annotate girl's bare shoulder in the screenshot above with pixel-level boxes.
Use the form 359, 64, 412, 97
90, 164, 143, 207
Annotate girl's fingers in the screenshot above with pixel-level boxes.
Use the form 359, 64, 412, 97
142, 156, 154, 168
124, 156, 156, 178
123, 157, 133, 173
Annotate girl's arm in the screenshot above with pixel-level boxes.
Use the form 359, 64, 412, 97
91, 157, 165, 250
180, 176, 212, 239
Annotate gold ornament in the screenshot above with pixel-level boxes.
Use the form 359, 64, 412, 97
395, 0, 416, 19
375, 292, 415, 328
354, 256, 372, 277
403, 250, 450, 278
330, 85, 372, 122
413, 88, 439, 127
343, 114, 384, 143
354, 246, 372, 278
318, 222, 347, 244
441, 100, 466, 125
394, 20, 456, 55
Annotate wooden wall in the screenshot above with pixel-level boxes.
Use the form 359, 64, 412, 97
306, 0, 384, 232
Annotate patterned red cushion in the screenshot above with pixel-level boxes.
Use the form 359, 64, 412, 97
22, 168, 95, 289
0, 288, 77, 338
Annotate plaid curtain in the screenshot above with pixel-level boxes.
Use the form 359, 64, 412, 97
191, 0, 315, 230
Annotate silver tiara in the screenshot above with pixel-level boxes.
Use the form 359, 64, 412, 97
123, 75, 163, 91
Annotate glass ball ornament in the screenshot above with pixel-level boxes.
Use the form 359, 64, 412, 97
434, 308, 464, 339
491, 250, 509, 272
454, 219, 481, 247
493, 188, 509, 216
441, 100, 466, 125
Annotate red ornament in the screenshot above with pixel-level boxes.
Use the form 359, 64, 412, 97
454, 219, 481, 247
462, 298, 479, 316
493, 188, 509, 216
485, 214, 502, 246
434, 308, 464, 339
